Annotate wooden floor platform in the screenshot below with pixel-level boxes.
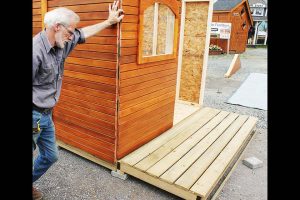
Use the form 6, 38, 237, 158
119, 107, 258, 200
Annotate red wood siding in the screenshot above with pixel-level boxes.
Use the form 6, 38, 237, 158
46, 0, 118, 163
211, 1, 251, 53
117, 0, 178, 159
32, 0, 42, 36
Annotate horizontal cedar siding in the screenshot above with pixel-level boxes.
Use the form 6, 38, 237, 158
48, 0, 117, 163
32, 0, 42, 36
117, 0, 178, 159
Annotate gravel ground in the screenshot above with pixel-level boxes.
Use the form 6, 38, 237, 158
33, 47, 267, 200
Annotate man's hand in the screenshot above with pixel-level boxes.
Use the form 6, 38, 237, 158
107, 0, 124, 25
81, 0, 125, 39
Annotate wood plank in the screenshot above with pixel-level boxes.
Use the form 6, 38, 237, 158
56, 121, 115, 154
120, 39, 138, 48
69, 51, 117, 61
64, 70, 115, 85
120, 55, 137, 64
57, 139, 116, 170
65, 63, 116, 78
119, 107, 216, 165
63, 76, 116, 93
120, 85, 175, 110
119, 97, 174, 125
146, 113, 239, 178
120, 163, 197, 200
121, 23, 138, 32
119, 92, 175, 118
66, 57, 117, 69
85, 36, 117, 45
32, 8, 41, 15
120, 47, 138, 56
76, 12, 109, 21
120, 62, 176, 80
121, 31, 138, 40
58, 99, 115, 124
173, 115, 249, 188
61, 87, 115, 107
121, 69, 177, 87
55, 105, 115, 131
118, 117, 174, 159
120, 74, 176, 94
59, 92, 115, 116
119, 111, 173, 141
75, 43, 117, 53
224, 54, 241, 78
121, 15, 139, 23
62, 82, 116, 101
120, 60, 175, 72
56, 133, 115, 164
134, 111, 229, 172
32, 1, 41, 8
120, 78, 176, 102
190, 117, 258, 198
119, 102, 174, 132
54, 112, 115, 143
48, 0, 113, 7
122, 0, 139, 7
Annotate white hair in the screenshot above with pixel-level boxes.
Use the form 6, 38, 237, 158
44, 7, 80, 28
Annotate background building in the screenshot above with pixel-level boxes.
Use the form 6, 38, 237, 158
248, 0, 268, 45
211, 0, 253, 54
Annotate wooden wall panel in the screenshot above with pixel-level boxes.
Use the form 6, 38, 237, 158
117, 0, 179, 159
36, 0, 119, 163
32, 0, 42, 36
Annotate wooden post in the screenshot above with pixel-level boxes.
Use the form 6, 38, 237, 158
264, 30, 267, 45
224, 54, 241, 78
41, 0, 48, 30
227, 38, 230, 54
252, 21, 259, 45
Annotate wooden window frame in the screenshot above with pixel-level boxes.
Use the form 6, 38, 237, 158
138, 0, 180, 64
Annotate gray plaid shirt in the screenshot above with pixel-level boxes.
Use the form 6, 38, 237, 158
32, 29, 85, 108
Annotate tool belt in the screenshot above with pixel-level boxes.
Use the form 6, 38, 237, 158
32, 104, 53, 114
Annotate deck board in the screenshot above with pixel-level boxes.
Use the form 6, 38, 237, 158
119, 107, 257, 200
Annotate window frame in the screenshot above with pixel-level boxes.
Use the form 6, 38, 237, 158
138, 0, 180, 64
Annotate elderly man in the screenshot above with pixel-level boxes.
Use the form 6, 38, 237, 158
32, 1, 124, 199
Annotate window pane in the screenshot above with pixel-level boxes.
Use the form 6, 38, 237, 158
157, 5, 175, 55
142, 5, 154, 56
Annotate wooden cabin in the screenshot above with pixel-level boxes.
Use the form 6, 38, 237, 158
210, 0, 253, 53
32, 0, 213, 166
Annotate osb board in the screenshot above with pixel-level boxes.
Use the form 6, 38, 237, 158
142, 5, 154, 56
179, 2, 209, 103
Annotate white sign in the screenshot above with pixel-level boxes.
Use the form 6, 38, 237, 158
211, 22, 232, 39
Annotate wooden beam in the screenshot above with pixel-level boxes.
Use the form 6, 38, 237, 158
56, 140, 117, 171
41, 0, 48, 29
224, 54, 241, 78
198, 0, 213, 106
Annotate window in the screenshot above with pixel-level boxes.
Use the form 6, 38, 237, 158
252, 8, 264, 16
240, 7, 245, 16
138, 0, 179, 64
242, 21, 247, 30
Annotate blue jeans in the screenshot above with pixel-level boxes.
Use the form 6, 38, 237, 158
32, 109, 58, 183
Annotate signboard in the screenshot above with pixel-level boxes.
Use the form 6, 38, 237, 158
210, 22, 232, 39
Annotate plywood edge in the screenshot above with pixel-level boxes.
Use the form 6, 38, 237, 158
224, 54, 241, 78
56, 139, 117, 171
119, 162, 198, 200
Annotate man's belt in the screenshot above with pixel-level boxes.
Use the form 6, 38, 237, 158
32, 104, 53, 113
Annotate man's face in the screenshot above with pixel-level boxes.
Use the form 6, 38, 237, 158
55, 23, 76, 48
